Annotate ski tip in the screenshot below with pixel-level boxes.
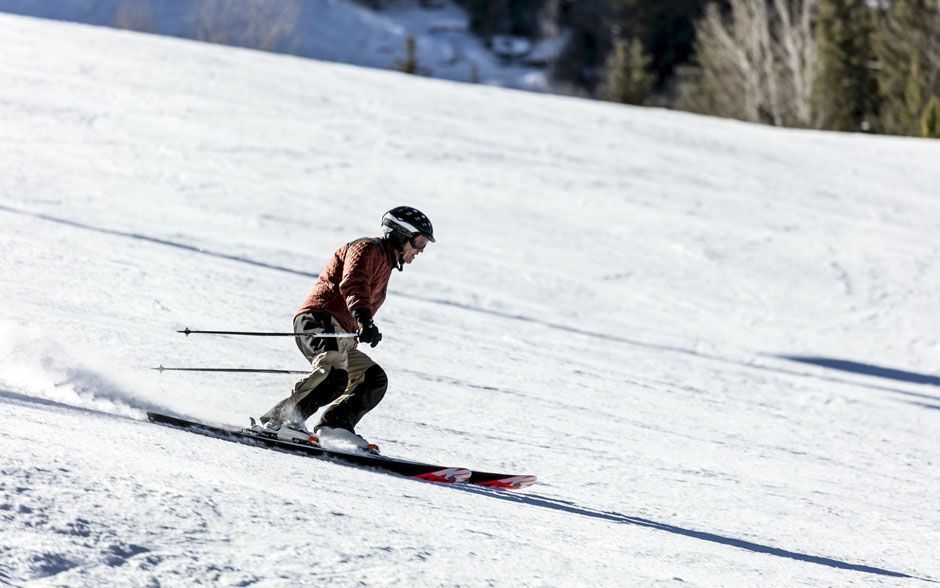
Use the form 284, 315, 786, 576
476, 475, 538, 490
415, 467, 472, 484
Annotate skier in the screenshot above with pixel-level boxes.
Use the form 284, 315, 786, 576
257, 206, 435, 452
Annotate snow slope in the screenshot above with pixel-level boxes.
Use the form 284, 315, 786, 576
1, 12, 939, 586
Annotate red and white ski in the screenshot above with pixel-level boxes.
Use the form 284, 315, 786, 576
147, 412, 534, 489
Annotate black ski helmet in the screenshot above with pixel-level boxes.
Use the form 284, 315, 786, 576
381, 206, 435, 246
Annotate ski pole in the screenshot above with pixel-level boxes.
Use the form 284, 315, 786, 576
177, 327, 357, 338
152, 365, 308, 374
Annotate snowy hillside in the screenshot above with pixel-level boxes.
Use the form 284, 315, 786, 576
0, 0, 547, 89
2, 12, 939, 586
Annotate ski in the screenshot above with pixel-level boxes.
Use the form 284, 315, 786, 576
468, 472, 538, 489
146, 412, 535, 489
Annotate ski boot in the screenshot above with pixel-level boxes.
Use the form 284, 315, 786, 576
249, 418, 320, 446
314, 426, 380, 454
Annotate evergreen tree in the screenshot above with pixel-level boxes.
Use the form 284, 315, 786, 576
921, 95, 940, 137
600, 37, 655, 104
549, 0, 613, 92
874, 0, 940, 137
463, 0, 511, 37
812, 0, 879, 131
458, 0, 547, 38
608, 0, 708, 91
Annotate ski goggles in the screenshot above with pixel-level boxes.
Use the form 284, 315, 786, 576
410, 235, 430, 251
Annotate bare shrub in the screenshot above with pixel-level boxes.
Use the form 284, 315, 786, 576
113, 0, 154, 33
678, 0, 818, 127
191, 0, 301, 53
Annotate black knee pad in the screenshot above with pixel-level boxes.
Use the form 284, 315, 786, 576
363, 364, 387, 389
361, 365, 388, 413
362, 365, 388, 403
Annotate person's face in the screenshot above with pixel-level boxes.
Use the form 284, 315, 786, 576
401, 235, 429, 264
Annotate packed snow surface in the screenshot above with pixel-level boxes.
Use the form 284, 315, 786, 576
1, 12, 939, 586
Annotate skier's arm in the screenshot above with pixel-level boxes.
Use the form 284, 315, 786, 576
339, 241, 383, 347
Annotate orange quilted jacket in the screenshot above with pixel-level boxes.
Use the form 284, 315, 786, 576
296, 237, 398, 333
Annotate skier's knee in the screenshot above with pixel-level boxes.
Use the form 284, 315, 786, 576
363, 365, 387, 400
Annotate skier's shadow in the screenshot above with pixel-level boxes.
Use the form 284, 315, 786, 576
454, 485, 930, 581
779, 356, 940, 387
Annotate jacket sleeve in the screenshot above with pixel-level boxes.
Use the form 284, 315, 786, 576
339, 241, 378, 314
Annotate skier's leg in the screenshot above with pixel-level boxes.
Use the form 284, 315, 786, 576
316, 349, 387, 433
259, 312, 352, 427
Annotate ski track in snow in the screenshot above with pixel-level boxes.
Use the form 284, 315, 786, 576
4, 200, 936, 411
1, 12, 939, 586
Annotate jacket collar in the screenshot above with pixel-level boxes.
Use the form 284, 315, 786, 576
380, 236, 402, 270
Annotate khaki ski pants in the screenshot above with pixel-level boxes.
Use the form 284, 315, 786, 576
260, 312, 387, 432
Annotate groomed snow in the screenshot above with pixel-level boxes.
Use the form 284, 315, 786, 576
1, 13, 938, 586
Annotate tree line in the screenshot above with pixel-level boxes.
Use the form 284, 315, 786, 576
458, 0, 940, 138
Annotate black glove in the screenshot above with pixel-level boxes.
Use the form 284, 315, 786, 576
353, 308, 382, 348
